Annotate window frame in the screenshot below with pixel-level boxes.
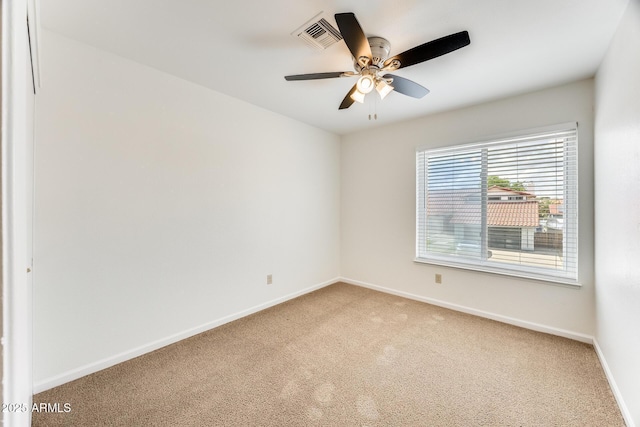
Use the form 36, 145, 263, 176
415, 123, 579, 287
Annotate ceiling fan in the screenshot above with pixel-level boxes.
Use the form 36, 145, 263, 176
285, 12, 470, 110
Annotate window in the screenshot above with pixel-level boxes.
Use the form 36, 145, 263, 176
416, 124, 578, 284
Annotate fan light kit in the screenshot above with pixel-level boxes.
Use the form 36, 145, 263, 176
285, 12, 471, 110
356, 75, 374, 94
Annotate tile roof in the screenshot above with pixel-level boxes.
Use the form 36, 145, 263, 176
549, 201, 563, 215
488, 185, 535, 196
488, 201, 539, 227
426, 190, 539, 227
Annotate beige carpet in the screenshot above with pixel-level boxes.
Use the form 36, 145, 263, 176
33, 282, 624, 426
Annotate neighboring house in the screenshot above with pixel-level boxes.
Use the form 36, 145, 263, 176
549, 201, 564, 216
487, 186, 538, 251
426, 186, 539, 252
546, 200, 564, 230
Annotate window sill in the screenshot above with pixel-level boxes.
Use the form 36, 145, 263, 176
413, 257, 582, 288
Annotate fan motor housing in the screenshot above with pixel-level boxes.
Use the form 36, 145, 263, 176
368, 37, 391, 66
353, 37, 391, 71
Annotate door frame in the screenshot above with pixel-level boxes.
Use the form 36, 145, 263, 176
2, 0, 38, 425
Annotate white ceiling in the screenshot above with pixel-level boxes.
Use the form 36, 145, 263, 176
39, 0, 629, 135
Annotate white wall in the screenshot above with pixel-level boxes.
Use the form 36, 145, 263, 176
341, 79, 595, 338
594, 0, 640, 425
33, 30, 340, 389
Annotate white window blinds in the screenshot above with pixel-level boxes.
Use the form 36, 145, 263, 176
416, 124, 578, 284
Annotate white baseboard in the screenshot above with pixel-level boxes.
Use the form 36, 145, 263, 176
33, 277, 339, 394
339, 277, 594, 344
593, 339, 635, 427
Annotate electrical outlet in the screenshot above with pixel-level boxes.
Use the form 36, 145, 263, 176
435, 273, 442, 284
267, 274, 273, 285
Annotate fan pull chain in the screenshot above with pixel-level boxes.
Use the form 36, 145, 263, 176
368, 96, 379, 121
374, 95, 378, 120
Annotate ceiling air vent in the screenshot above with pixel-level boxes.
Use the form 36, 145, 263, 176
291, 12, 343, 50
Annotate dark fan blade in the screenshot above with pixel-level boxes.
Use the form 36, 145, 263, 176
383, 74, 430, 98
383, 31, 470, 70
339, 83, 359, 110
334, 13, 372, 64
285, 72, 349, 81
